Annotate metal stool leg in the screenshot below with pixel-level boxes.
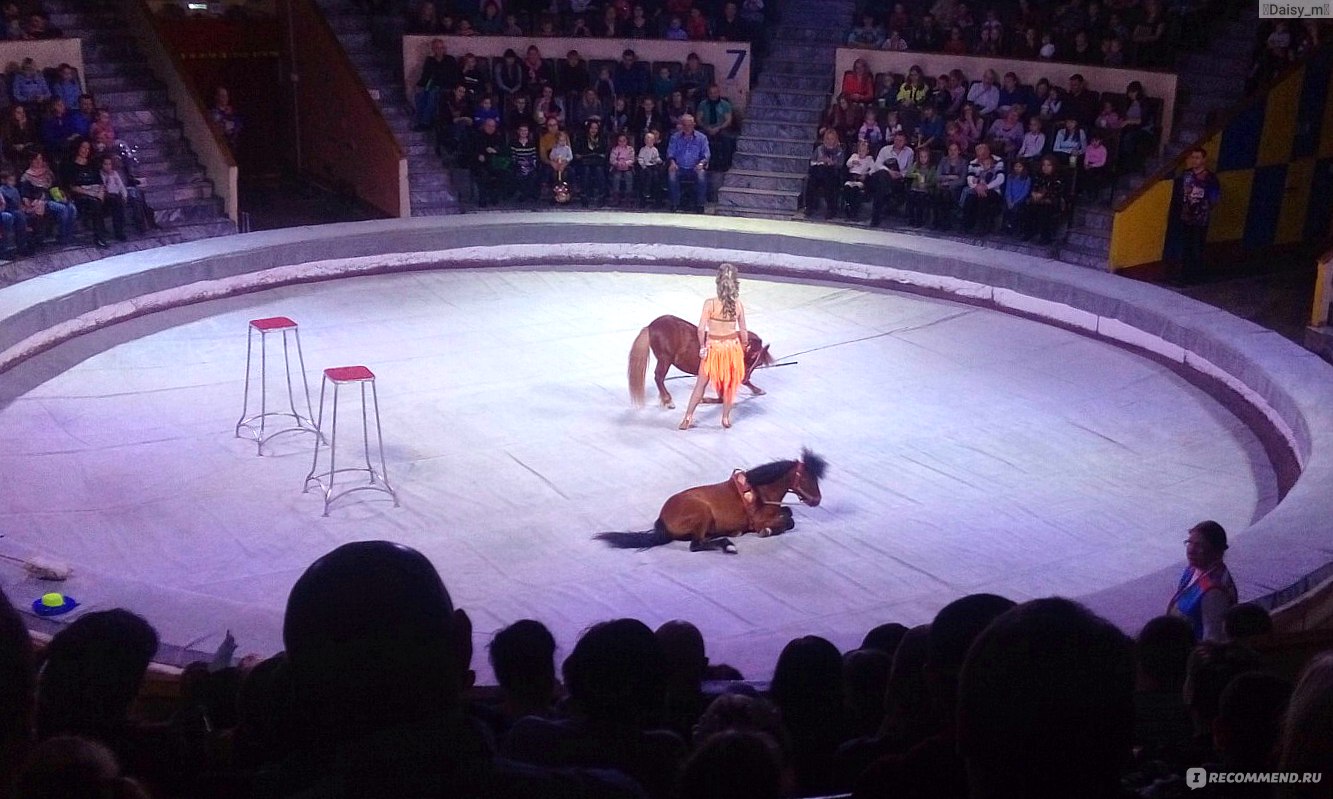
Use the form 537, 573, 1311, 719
234, 326, 255, 438
370, 380, 399, 506
237, 317, 320, 455
293, 328, 317, 431
325, 381, 339, 516
303, 374, 329, 496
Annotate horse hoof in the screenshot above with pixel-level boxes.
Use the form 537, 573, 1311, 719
750, 387, 766, 396
722, 540, 737, 554
665, 401, 675, 410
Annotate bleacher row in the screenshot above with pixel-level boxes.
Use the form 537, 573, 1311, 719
6, 539, 1333, 799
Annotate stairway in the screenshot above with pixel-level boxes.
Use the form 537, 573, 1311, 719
1061, 5, 1259, 269
716, 0, 853, 219
47, 0, 235, 237
313, 0, 459, 216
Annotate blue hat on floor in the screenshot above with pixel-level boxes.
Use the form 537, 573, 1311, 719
32, 592, 77, 617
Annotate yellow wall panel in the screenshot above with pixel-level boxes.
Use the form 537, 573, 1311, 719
1277, 160, 1315, 245
1109, 180, 1173, 270
1259, 66, 1302, 166
1209, 170, 1253, 242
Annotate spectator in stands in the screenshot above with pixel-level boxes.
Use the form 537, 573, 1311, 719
1012, 26, 1041, 58
558, 50, 591, 102
1132, 0, 1167, 66
985, 109, 1024, 159
896, 69, 927, 109
99, 154, 131, 241
806, 129, 844, 220
995, 72, 1032, 117
665, 89, 692, 130
20, 151, 75, 246
1080, 132, 1109, 201
1210, 672, 1292, 779
507, 95, 534, 134
0, 166, 31, 255
1279, 653, 1333, 797
51, 64, 81, 111
632, 96, 664, 144
934, 141, 968, 228
667, 113, 709, 211
277, 541, 642, 797
1094, 100, 1122, 135
441, 84, 473, 153
713, 2, 746, 41
505, 618, 685, 798
1, 0, 21, 38
883, 28, 909, 51
460, 54, 487, 96
1224, 603, 1274, 641
655, 621, 710, 744
677, 730, 783, 799
1132, 615, 1195, 759
36, 609, 158, 759
4, 104, 38, 164
854, 594, 1015, 799
1168, 520, 1237, 639
770, 635, 846, 795
508, 122, 541, 203
573, 88, 606, 128
1002, 157, 1031, 234
1052, 117, 1086, 161
912, 13, 942, 50
678, 55, 709, 105
696, 84, 733, 171
607, 97, 630, 137
856, 109, 883, 148
415, 39, 459, 131
472, 95, 501, 129
1034, 78, 1061, 124
739, 0, 764, 27
848, 12, 885, 47
39, 98, 80, 157
488, 619, 558, 729
1064, 74, 1099, 129
957, 599, 1134, 799
819, 96, 852, 142
637, 129, 665, 207
13, 736, 151, 799
409, 0, 441, 33
904, 147, 938, 227
1184, 642, 1267, 766
209, 86, 241, 151
23, 11, 60, 39
538, 116, 562, 181
627, 6, 653, 38
1021, 154, 1065, 244
614, 49, 650, 100
503, 13, 522, 36
600, 7, 623, 38
868, 131, 913, 227
942, 26, 967, 54
1118, 81, 1154, 173
471, 117, 509, 208
685, 7, 709, 39
69, 94, 95, 141
64, 138, 125, 246
966, 69, 1000, 117
953, 102, 981, 147
843, 137, 874, 219
535, 85, 565, 127
574, 118, 608, 207
962, 142, 1004, 234
0, 586, 34, 781
493, 48, 523, 101
522, 46, 553, 95
1016, 117, 1046, 162
12, 58, 50, 109
550, 131, 573, 196
842, 58, 875, 105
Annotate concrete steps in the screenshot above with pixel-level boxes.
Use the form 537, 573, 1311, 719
313, 0, 460, 215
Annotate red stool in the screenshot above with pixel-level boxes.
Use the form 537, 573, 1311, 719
303, 365, 398, 515
235, 316, 319, 455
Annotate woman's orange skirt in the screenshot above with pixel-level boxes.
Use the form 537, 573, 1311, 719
703, 336, 745, 404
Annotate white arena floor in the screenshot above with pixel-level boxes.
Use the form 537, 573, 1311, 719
0, 266, 1280, 680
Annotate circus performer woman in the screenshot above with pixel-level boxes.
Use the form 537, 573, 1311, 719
680, 263, 749, 430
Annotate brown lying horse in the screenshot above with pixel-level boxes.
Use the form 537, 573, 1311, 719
596, 449, 827, 553
628, 315, 774, 408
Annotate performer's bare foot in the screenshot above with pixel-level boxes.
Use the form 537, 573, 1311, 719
678, 416, 693, 430
721, 415, 732, 429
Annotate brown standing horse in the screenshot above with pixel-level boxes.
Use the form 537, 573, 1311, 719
628, 315, 774, 408
596, 449, 827, 553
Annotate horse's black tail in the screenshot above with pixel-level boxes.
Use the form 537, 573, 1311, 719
594, 519, 673, 551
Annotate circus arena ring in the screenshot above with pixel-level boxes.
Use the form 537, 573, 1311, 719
2, 213, 1332, 681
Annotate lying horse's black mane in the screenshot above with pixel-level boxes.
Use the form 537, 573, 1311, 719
746, 449, 827, 486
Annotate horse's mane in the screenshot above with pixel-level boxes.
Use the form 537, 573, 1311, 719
745, 459, 798, 487
745, 449, 828, 486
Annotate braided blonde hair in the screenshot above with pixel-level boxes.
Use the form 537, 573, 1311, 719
716, 262, 740, 320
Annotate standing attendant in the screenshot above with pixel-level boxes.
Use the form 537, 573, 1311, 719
1167, 521, 1238, 642
679, 263, 749, 431
1175, 146, 1220, 284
